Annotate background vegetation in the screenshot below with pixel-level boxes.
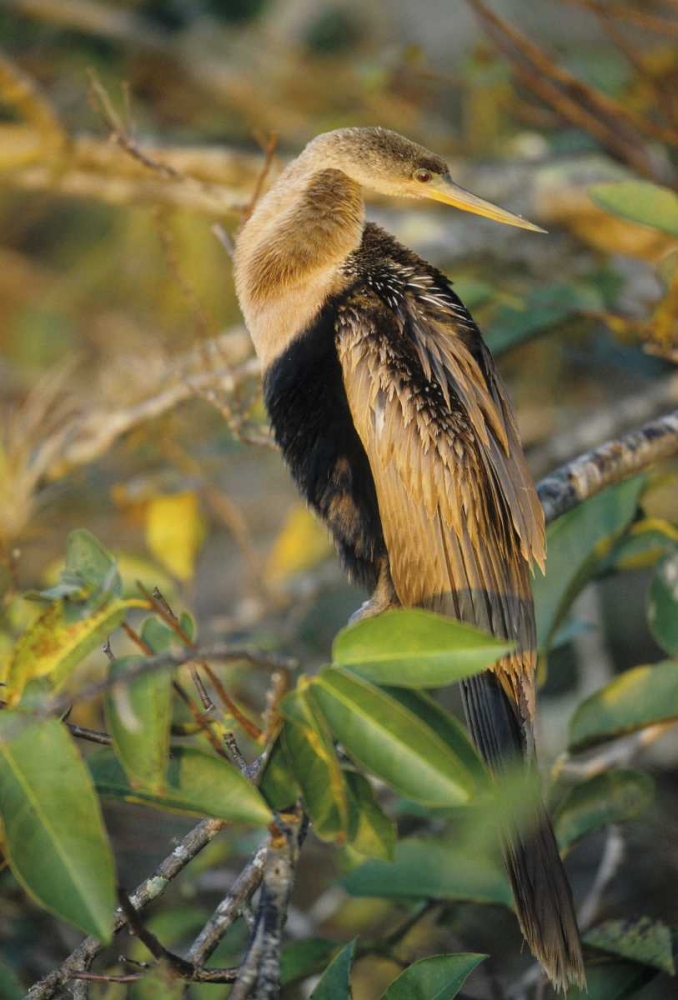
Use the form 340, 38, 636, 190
1, 0, 678, 998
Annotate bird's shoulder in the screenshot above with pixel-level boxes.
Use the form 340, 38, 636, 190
340, 222, 473, 326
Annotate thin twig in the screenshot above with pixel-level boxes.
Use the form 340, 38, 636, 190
230, 812, 305, 1000
578, 827, 626, 930
199, 662, 263, 741
27, 818, 226, 1000
117, 887, 194, 976
136, 583, 264, 741
39, 644, 294, 721
565, 0, 678, 131
66, 724, 112, 746
86, 70, 254, 216
0, 54, 67, 150
123, 619, 228, 756
172, 680, 230, 760
466, 0, 669, 178
242, 132, 278, 221
68, 972, 141, 984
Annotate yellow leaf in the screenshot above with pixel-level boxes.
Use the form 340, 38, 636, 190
145, 492, 206, 582
6, 597, 148, 705
265, 505, 333, 583
652, 271, 678, 350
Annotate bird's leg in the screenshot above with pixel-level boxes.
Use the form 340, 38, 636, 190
349, 560, 399, 624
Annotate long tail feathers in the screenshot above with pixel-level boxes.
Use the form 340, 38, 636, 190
461, 671, 586, 993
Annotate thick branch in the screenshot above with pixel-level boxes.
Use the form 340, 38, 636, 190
230, 813, 305, 1000
0, 126, 262, 216
538, 409, 678, 524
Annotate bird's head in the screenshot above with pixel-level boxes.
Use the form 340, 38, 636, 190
303, 126, 544, 233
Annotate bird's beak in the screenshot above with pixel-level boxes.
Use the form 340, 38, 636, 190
426, 174, 546, 233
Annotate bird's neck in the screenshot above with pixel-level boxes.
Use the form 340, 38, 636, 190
234, 162, 365, 367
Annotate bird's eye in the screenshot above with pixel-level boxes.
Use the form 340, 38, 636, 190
414, 169, 433, 184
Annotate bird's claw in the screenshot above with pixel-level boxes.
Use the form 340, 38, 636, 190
348, 594, 396, 625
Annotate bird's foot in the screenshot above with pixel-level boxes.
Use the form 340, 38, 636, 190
348, 591, 397, 625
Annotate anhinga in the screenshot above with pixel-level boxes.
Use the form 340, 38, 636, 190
234, 127, 585, 991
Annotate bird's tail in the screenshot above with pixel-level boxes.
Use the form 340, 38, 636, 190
460, 670, 586, 993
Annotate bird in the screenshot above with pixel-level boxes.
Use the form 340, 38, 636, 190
234, 126, 585, 992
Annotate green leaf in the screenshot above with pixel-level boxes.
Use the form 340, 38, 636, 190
259, 734, 300, 812
569, 660, 678, 751
35, 530, 122, 618
179, 611, 197, 643
381, 953, 486, 1000
567, 958, 656, 1000
310, 939, 355, 999
590, 181, 678, 238
6, 597, 144, 705
281, 939, 339, 987
584, 917, 675, 975
105, 656, 172, 794
534, 478, 644, 651
554, 769, 654, 853
64, 529, 121, 598
311, 669, 478, 807
0, 960, 24, 1000
343, 837, 512, 907
0, 712, 115, 940
648, 552, 678, 655
281, 687, 349, 841
384, 688, 484, 783
89, 746, 272, 825
345, 771, 396, 861
140, 616, 176, 653
604, 518, 678, 574
333, 609, 512, 688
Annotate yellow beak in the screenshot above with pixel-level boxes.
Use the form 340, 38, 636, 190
427, 174, 546, 233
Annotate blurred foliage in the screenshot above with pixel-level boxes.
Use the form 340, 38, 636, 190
0, 0, 677, 998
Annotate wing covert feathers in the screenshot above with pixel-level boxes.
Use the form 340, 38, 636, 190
336, 282, 544, 728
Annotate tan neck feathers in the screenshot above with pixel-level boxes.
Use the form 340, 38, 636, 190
234, 160, 365, 367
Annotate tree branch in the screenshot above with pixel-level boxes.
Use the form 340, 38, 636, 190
187, 844, 268, 965
230, 812, 305, 1000
538, 409, 678, 524
26, 818, 226, 1000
